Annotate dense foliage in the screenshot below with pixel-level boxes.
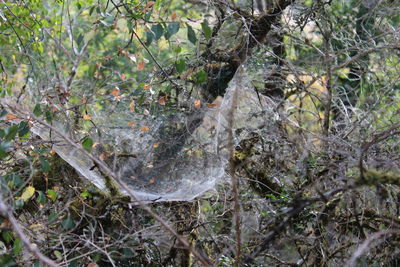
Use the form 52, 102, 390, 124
0, 0, 400, 266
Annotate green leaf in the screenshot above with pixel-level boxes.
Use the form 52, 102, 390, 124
48, 212, 58, 224
201, 20, 212, 40
195, 70, 207, 84
40, 156, 50, 172
123, 248, 134, 258
4, 174, 23, 188
186, 23, 197, 45
0, 142, 11, 159
80, 191, 92, 199
92, 253, 101, 262
47, 189, 57, 201
176, 59, 186, 74
45, 110, 52, 122
2, 231, 13, 243
0, 109, 7, 118
0, 254, 17, 267
33, 104, 42, 117
165, 22, 180, 40
76, 34, 84, 46
53, 250, 63, 260
36, 191, 46, 204
13, 238, 22, 256
144, 11, 152, 21
62, 216, 75, 230
18, 121, 30, 137
151, 24, 164, 40
14, 199, 24, 209
89, 6, 96, 16
146, 31, 154, 46
5, 125, 18, 141
69, 260, 78, 267
175, 46, 182, 54
82, 137, 93, 152
100, 19, 113, 27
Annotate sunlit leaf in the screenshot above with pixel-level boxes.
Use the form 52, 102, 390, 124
82, 137, 94, 152
47, 189, 57, 201
83, 114, 91, 120
80, 191, 92, 199
53, 250, 63, 260
19, 186, 35, 202
127, 54, 137, 62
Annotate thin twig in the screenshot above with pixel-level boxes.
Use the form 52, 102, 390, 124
344, 230, 400, 267
0, 193, 60, 267
227, 72, 241, 266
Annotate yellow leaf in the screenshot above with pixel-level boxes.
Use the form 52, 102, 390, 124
145, 1, 156, 9
171, 12, 177, 21
140, 126, 150, 131
194, 99, 201, 109
83, 114, 91, 120
129, 100, 135, 112
143, 84, 151, 90
137, 61, 145, 71
5, 113, 19, 121
111, 87, 120, 96
157, 96, 167, 105
20, 186, 35, 202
